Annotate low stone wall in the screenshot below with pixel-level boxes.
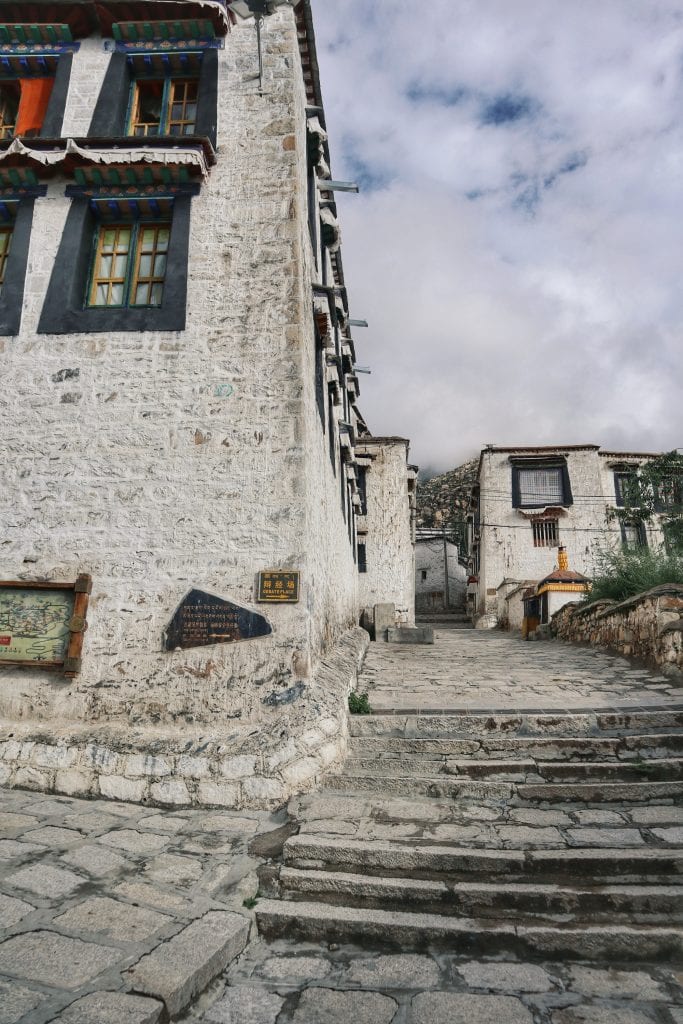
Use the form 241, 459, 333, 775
0, 627, 370, 810
551, 585, 683, 681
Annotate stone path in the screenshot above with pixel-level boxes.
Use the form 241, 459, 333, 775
0, 789, 285, 1022
361, 627, 682, 711
2, 627, 683, 1022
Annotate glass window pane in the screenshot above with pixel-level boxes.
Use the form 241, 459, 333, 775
157, 228, 170, 249
114, 254, 128, 276
101, 230, 116, 252
133, 283, 149, 305
95, 284, 108, 305
518, 468, 563, 505
150, 283, 164, 306
138, 253, 152, 277
110, 283, 124, 305
99, 254, 112, 276
140, 228, 155, 247
153, 254, 167, 277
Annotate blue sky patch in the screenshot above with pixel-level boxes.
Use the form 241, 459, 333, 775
481, 94, 537, 126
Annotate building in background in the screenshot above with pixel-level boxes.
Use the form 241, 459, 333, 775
415, 529, 467, 614
467, 445, 667, 628
0, 0, 414, 807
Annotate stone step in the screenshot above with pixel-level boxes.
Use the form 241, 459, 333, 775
283, 834, 683, 882
322, 772, 683, 802
254, 898, 683, 961
349, 709, 683, 739
278, 867, 683, 922
340, 755, 683, 783
348, 733, 683, 761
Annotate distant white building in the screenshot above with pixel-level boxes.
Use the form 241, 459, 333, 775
415, 530, 467, 613
467, 445, 668, 628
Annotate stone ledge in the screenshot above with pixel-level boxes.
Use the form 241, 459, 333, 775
0, 627, 370, 811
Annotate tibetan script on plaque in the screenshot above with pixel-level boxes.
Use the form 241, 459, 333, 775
257, 571, 300, 603
164, 589, 272, 651
0, 576, 91, 675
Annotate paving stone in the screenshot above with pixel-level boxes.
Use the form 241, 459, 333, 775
509, 809, 572, 827
113, 880, 209, 917
53, 896, 175, 942
7, 863, 86, 897
62, 843, 131, 877
0, 839, 45, 861
572, 810, 626, 825
204, 985, 284, 1023
628, 806, 683, 825
259, 955, 332, 980
567, 966, 668, 1000
651, 826, 683, 844
495, 825, 563, 845
26, 799, 77, 816
125, 911, 250, 1016
411, 992, 533, 1024
63, 812, 123, 832
198, 814, 260, 833
0, 930, 121, 988
291, 988, 398, 1024
23, 826, 84, 846
457, 961, 556, 992
143, 853, 203, 886
0, 977, 45, 1024
98, 829, 168, 854
566, 828, 644, 847
0, 812, 38, 830
53, 991, 165, 1023
552, 1009, 656, 1024
346, 953, 440, 988
138, 814, 189, 833
0, 892, 35, 929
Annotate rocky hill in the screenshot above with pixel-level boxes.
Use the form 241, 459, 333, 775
416, 459, 479, 537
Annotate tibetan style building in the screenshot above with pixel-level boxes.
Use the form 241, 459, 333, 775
0, 0, 414, 808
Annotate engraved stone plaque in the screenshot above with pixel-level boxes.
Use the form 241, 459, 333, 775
164, 589, 272, 651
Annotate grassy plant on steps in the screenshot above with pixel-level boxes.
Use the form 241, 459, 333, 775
348, 691, 372, 715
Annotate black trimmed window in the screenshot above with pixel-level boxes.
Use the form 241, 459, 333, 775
38, 195, 191, 335
614, 471, 635, 507
358, 541, 367, 573
0, 81, 19, 138
511, 460, 573, 509
620, 521, 647, 549
357, 466, 368, 516
0, 53, 72, 139
128, 76, 199, 137
0, 197, 35, 336
88, 220, 170, 308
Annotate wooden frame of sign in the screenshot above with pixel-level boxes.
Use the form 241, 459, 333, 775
0, 574, 92, 677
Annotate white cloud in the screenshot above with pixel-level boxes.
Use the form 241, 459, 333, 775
311, 0, 683, 468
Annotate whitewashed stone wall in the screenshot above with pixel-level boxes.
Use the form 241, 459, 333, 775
357, 440, 415, 624
415, 534, 466, 613
473, 447, 667, 627
0, 10, 366, 807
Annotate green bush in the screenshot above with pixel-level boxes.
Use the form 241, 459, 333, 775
587, 546, 683, 604
348, 691, 372, 714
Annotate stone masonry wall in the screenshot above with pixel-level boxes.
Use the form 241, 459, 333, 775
551, 585, 683, 682
0, 9, 363, 808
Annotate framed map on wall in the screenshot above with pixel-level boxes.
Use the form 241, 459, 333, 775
0, 575, 92, 676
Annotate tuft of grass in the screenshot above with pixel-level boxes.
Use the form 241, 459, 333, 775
242, 895, 259, 909
587, 546, 683, 604
348, 691, 372, 715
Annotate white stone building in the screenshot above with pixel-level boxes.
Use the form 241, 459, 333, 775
467, 445, 668, 628
0, 0, 414, 807
415, 530, 467, 614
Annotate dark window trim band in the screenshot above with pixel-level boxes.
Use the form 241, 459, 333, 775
0, 196, 36, 336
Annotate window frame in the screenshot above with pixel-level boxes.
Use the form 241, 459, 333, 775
0, 198, 36, 336
38, 196, 191, 335
620, 520, 648, 549
532, 517, 559, 548
511, 459, 573, 509
127, 75, 200, 138
86, 219, 171, 309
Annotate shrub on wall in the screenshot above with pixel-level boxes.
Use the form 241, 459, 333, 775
588, 546, 683, 604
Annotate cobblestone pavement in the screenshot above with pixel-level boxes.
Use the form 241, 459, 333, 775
0, 787, 283, 1023
185, 936, 683, 1024
360, 627, 683, 712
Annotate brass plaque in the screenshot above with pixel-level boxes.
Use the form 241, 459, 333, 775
0, 576, 91, 674
257, 570, 300, 603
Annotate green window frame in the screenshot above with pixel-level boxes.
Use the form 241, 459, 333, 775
127, 76, 199, 137
87, 220, 171, 308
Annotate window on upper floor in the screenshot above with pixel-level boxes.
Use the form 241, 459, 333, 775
0, 223, 13, 296
532, 517, 559, 548
614, 470, 635, 507
128, 77, 199, 137
87, 221, 170, 308
511, 460, 572, 509
0, 77, 55, 139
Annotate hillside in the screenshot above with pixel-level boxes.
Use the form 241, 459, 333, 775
416, 459, 478, 537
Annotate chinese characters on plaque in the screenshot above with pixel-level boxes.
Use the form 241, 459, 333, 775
257, 571, 300, 603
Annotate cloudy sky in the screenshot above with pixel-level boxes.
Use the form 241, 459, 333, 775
310, 0, 683, 473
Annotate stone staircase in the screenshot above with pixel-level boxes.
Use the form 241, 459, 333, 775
255, 707, 683, 962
